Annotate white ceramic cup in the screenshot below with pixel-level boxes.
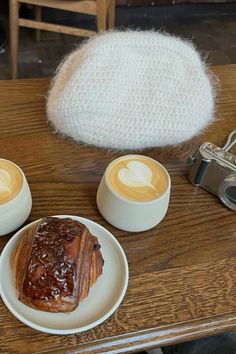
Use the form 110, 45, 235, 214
0, 159, 32, 236
96, 155, 171, 232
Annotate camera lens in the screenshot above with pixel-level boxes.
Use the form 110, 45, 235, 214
225, 186, 236, 204
219, 175, 236, 211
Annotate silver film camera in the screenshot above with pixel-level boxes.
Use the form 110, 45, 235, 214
188, 130, 236, 211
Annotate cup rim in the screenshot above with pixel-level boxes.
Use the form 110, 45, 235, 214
0, 158, 26, 207
104, 154, 171, 205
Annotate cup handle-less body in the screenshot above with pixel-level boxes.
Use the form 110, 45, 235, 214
97, 175, 171, 232
0, 175, 32, 236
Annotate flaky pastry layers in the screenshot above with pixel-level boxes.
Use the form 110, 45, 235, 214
12, 217, 104, 312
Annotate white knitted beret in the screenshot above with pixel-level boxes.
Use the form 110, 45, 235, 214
47, 31, 215, 150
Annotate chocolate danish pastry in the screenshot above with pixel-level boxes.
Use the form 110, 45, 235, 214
12, 217, 104, 313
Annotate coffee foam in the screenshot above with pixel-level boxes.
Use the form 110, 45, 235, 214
0, 160, 23, 204
107, 156, 168, 202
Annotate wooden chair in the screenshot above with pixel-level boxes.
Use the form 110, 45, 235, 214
9, 0, 115, 79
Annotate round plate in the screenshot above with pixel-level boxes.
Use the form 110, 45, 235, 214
0, 215, 129, 335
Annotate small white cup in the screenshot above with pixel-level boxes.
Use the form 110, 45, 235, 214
96, 155, 171, 232
0, 159, 32, 236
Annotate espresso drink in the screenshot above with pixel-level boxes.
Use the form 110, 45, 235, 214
107, 155, 168, 202
0, 159, 23, 204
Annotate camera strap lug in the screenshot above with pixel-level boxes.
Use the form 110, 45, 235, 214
222, 130, 236, 152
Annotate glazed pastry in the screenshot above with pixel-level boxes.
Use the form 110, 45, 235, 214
12, 217, 104, 313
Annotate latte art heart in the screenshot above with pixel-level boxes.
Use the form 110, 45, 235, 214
0, 160, 23, 205
118, 161, 156, 190
108, 156, 168, 202
0, 169, 12, 194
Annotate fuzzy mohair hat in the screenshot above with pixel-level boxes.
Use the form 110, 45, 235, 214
47, 31, 216, 150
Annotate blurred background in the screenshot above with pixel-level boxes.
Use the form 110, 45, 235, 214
0, 0, 236, 79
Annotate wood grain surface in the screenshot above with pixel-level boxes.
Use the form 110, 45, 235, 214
0, 65, 236, 354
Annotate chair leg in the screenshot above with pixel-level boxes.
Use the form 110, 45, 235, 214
96, 0, 107, 32
107, 0, 115, 30
9, 0, 19, 79
35, 6, 42, 42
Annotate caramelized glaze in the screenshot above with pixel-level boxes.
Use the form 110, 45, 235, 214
13, 217, 104, 312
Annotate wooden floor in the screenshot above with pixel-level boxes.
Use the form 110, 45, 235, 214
1, 3, 236, 79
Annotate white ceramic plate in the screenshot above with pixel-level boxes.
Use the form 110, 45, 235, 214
0, 215, 129, 335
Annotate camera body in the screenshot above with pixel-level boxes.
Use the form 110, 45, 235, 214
188, 142, 236, 210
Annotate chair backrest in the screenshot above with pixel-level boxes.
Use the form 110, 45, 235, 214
10, 0, 115, 78
19, 0, 97, 15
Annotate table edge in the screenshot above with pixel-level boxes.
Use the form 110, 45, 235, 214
36, 312, 236, 354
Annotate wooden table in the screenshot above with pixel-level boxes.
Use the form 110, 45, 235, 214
0, 65, 236, 354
